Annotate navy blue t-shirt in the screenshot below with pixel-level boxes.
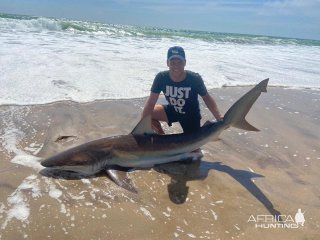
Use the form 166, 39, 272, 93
151, 70, 208, 118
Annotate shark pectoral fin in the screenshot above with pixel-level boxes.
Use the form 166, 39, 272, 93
106, 169, 138, 193
234, 119, 260, 132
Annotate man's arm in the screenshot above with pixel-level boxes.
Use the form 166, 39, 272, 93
142, 92, 160, 118
201, 93, 223, 121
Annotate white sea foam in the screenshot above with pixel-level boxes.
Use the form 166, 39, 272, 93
1, 15, 320, 106
140, 207, 156, 221
1, 175, 40, 229
0, 107, 45, 230
49, 185, 63, 199
211, 209, 218, 221
11, 154, 43, 171
0, 108, 44, 171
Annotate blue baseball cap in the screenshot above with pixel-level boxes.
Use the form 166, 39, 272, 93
167, 46, 186, 61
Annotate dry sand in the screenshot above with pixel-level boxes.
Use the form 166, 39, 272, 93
0, 87, 319, 240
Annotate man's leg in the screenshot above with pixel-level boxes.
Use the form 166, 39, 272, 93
152, 119, 165, 135
151, 104, 168, 135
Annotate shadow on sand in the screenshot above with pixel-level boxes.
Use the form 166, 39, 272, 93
155, 159, 281, 217
40, 159, 281, 217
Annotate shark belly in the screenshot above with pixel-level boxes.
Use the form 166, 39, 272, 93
113, 152, 199, 168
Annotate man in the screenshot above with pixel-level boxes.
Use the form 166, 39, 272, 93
142, 46, 223, 135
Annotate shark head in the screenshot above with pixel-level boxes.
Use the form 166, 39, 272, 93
41, 145, 112, 175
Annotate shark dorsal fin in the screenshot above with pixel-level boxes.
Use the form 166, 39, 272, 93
131, 115, 154, 135
202, 120, 212, 127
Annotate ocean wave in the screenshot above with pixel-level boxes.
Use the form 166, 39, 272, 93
0, 13, 61, 32
1, 13, 319, 46
1, 13, 320, 105
0, 13, 147, 37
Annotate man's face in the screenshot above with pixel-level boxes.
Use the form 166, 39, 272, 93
167, 58, 186, 78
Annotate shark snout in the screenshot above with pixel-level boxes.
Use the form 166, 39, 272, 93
41, 155, 69, 168
41, 158, 57, 168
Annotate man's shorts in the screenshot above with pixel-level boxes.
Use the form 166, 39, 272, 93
163, 105, 201, 134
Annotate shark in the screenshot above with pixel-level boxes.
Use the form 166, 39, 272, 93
41, 79, 269, 192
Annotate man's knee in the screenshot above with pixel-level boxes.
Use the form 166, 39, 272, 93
152, 104, 168, 123
151, 119, 165, 135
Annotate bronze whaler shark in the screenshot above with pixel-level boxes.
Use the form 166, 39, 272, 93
41, 79, 269, 192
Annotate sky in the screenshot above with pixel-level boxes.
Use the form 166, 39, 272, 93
0, 0, 320, 40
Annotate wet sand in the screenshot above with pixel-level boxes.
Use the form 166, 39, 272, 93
0, 87, 320, 240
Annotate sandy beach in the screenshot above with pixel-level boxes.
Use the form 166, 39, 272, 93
0, 86, 319, 240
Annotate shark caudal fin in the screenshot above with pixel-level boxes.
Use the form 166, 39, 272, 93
223, 79, 269, 132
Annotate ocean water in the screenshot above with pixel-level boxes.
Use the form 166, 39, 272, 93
1, 13, 320, 105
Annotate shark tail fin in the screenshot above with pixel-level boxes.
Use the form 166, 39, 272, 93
223, 79, 269, 132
